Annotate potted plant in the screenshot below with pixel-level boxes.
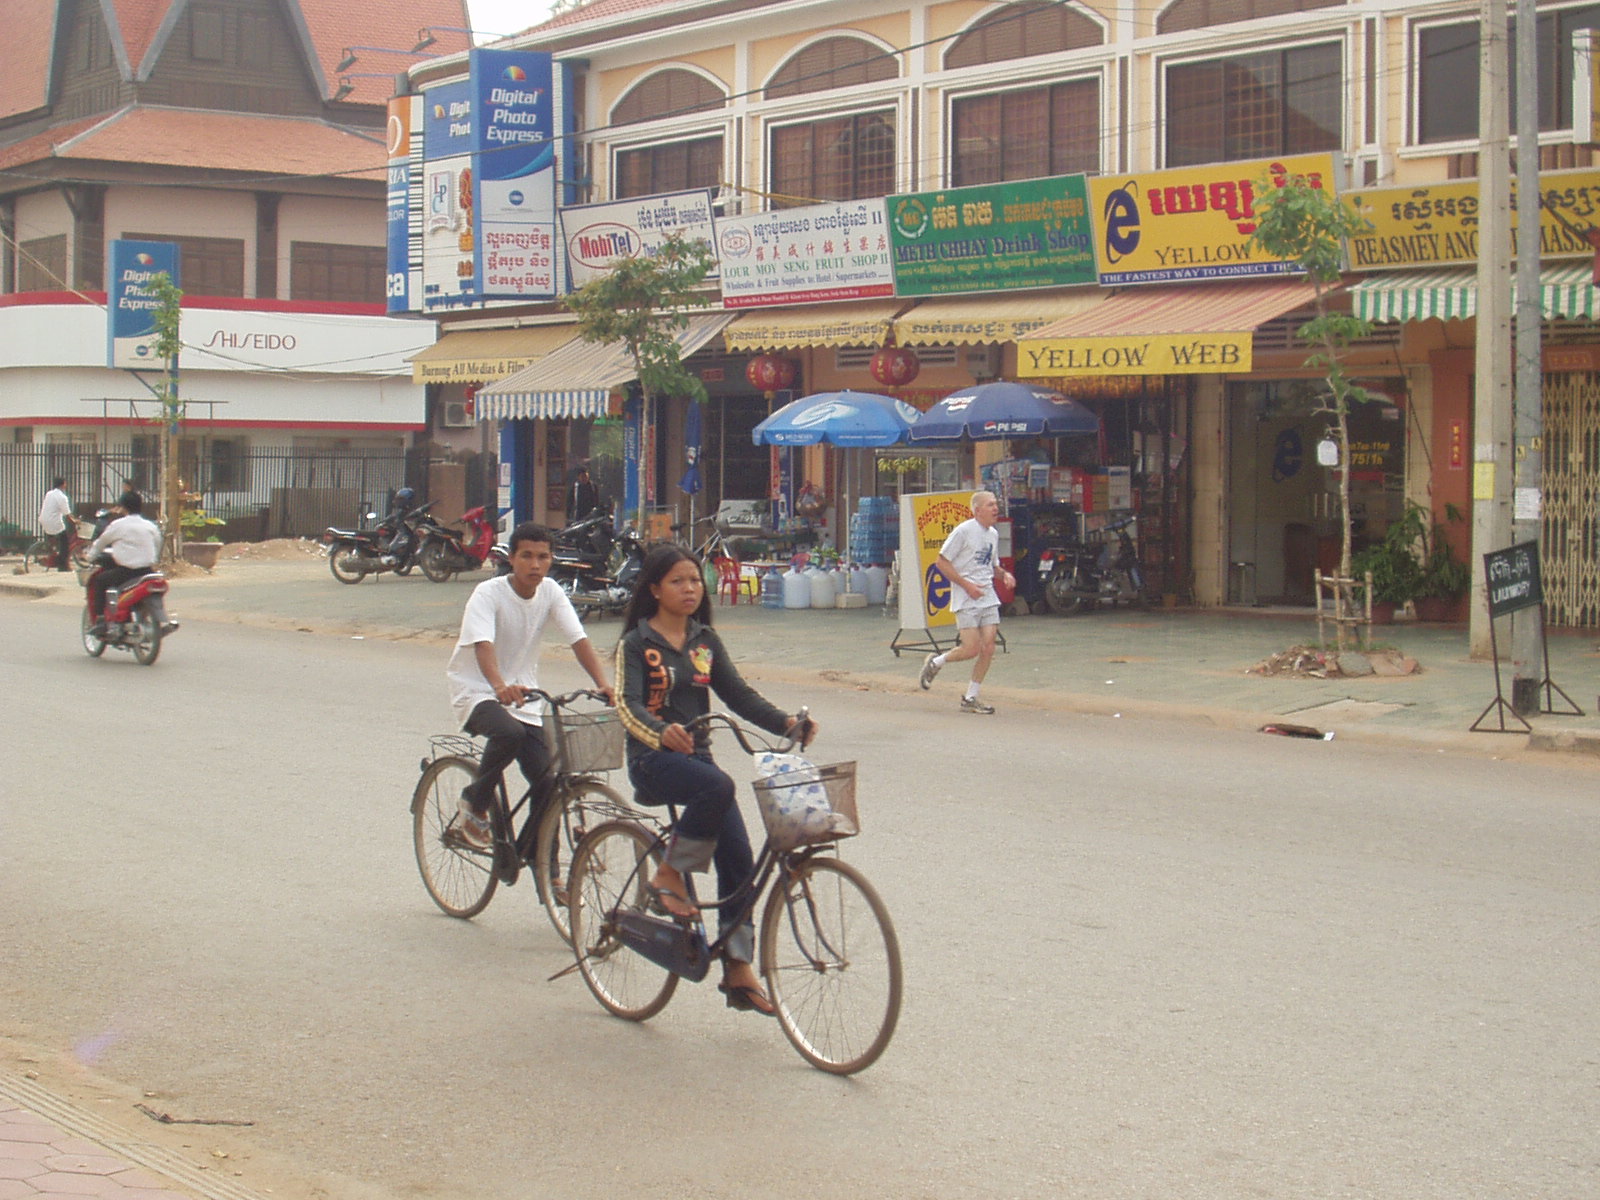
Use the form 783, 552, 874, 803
1350, 503, 1426, 624
179, 505, 226, 568
1414, 503, 1470, 622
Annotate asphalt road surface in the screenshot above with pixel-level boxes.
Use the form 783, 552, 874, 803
2, 600, 1597, 1199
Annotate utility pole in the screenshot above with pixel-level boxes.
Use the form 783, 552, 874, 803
1510, 0, 1545, 712
1470, 0, 1514, 659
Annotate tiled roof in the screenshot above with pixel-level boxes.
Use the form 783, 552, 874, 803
1, 107, 386, 181
0, 1, 57, 121
107, 0, 176, 74
298, 0, 472, 103
535, 0, 691, 34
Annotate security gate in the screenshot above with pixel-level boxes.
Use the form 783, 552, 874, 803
1541, 372, 1600, 628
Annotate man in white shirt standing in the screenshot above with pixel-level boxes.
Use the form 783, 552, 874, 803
84, 491, 163, 635
38, 477, 74, 571
445, 522, 614, 858
918, 490, 1014, 715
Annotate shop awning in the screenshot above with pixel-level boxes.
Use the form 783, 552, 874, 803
407, 324, 576, 384
891, 289, 1104, 346
722, 299, 904, 352
475, 311, 736, 421
1017, 279, 1321, 377
1349, 263, 1600, 323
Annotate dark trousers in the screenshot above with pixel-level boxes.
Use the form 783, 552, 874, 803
462, 700, 553, 845
54, 527, 72, 570
627, 748, 756, 958
89, 562, 149, 620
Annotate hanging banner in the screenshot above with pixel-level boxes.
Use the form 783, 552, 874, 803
1088, 153, 1337, 285
897, 491, 978, 630
472, 48, 558, 301
106, 239, 180, 369
385, 95, 422, 314
887, 175, 1096, 295
420, 79, 477, 311
562, 189, 717, 289
714, 199, 894, 308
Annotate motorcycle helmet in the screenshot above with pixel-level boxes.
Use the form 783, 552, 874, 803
394, 487, 416, 507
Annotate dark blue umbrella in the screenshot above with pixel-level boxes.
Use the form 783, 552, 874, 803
751, 390, 916, 447
907, 381, 1099, 442
679, 399, 703, 494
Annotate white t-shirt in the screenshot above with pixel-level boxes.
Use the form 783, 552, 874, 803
446, 575, 588, 728
39, 488, 72, 535
938, 517, 1000, 613
88, 514, 162, 568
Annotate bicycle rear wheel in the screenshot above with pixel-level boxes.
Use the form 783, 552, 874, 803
412, 755, 497, 918
531, 779, 626, 944
568, 821, 678, 1020
760, 856, 902, 1075
23, 537, 52, 573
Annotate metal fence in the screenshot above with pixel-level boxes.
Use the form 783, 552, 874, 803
0, 445, 416, 548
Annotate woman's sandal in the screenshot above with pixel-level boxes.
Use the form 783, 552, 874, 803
645, 883, 698, 922
718, 981, 776, 1017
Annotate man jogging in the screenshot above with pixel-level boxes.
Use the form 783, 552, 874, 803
918, 490, 1013, 714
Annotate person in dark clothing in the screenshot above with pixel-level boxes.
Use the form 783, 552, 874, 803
614, 544, 816, 1016
566, 464, 599, 521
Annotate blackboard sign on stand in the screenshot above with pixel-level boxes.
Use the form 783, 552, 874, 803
1471, 542, 1584, 732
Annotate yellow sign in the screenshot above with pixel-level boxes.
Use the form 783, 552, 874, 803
1346, 168, 1600, 270
414, 355, 541, 384
1473, 461, 1496, 501
1088, 154, 1338, 285
899, 491, 977, 628
1018, 331, 1250, 377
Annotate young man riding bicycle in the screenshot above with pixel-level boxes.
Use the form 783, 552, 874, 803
446, 521, 614, 856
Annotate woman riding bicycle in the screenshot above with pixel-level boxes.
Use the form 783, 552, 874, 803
614, 544, 816, 1017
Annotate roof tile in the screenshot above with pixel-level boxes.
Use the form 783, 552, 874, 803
0, 1, 56, 121
107, 0, 177, 74
298, 0, 473, 103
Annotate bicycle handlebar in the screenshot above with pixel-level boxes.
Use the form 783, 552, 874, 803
681, 706, 812, 755
514, 686, 613, 710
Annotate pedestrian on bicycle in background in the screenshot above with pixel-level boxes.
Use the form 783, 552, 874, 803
84, 491, 161, 635
919, 489, 1014, 715
446, 521, 614, 856
38, 477, 73, 572
614, 543, 817, 1017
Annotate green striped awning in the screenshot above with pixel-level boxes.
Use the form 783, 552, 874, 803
1350, 263, 1600, 323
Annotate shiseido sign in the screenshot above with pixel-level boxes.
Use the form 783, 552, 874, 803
178, 309, 433, 375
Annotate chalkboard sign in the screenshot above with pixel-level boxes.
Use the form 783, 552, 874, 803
1483, 541, 1542, 618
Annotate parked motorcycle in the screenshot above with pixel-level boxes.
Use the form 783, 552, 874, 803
549, 516, 645, 618
81, 563, 176, 665
417, 505, 501, 583
1038, 514, 1149, 616
322, 506, 425, 584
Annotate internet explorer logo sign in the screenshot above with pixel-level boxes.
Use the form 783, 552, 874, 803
502, 65, 527, 81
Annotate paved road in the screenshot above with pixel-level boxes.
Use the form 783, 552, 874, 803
3, 598, 1598, 1199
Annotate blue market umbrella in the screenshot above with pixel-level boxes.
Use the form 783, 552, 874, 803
907, 381, 1100, 442
751, 390, 916, 447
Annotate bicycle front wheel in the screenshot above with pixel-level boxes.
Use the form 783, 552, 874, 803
568, 820, 678, 1021
760, 856, 902, 1075
531, 779, 626, 944
23, 537, 52, 572
412, 755, 496, 918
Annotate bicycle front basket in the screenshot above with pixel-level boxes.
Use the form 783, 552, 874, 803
751, 761, 859, 851
543, 708, 624, 774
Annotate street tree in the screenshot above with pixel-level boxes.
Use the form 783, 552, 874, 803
562, 231, 714, 530
146, 271, 185, 560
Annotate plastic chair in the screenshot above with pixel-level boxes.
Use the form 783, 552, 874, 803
714, 556, 745, 605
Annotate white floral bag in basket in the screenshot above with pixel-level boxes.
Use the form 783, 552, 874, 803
751, 753, 859, 851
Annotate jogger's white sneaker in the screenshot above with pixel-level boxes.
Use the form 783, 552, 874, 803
958, 697, 996, 715
919, 653, 941, 690
454, 797, 492, 850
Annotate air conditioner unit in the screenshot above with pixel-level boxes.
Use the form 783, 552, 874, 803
963, 344, 1002, 381
441, 399, 474, 428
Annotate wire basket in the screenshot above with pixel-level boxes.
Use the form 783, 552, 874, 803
543, 707, 624, 774
428, 733, 481, 763
751, 761, 859, 851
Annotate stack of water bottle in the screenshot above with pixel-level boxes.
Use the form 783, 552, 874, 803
848, 496, 897, 567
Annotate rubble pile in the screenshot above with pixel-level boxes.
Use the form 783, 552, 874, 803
1249, 644, 1420, 679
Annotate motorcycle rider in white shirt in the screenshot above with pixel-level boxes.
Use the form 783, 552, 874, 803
85, 491, 164, 636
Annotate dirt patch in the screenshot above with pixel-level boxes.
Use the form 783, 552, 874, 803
1249, 644, 1420, 679
213, 537, 324, 561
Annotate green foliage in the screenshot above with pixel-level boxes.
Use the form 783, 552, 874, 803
1418, 502, 1470, 599
1351, 502, 1469, 604
180, 506, 225, 542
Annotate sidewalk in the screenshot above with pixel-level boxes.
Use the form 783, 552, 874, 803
4, 548, 1598, 755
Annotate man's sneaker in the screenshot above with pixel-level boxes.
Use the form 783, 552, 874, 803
919, 653, 942, 690
959, 697, 996, 715
454, 798, 492, 851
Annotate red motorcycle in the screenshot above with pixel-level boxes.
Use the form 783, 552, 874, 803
417, 505, 503, 582
82, 563, 177, 666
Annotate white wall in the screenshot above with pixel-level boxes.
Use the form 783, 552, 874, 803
277, 195, 382, 248
12, 190, 72, 247
102, 187, 260, 295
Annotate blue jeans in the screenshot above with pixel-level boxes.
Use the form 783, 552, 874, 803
627, 748, 756, 962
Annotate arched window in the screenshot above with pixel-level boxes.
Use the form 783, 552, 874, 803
766, 36, 897, 100
944, 2, 1103, 70
612, 68, 726, 126
1158, 0, 1344, 37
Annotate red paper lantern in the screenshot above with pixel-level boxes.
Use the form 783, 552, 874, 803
869, 345, 920, 387
745, 355, 796, 393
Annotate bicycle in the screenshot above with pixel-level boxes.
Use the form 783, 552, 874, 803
562, 711, 902, 1075
671, 514, 735, 564
23, 519, 91, 573
411, 689, 636, 942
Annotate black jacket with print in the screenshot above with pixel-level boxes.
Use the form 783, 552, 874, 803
615, 618, 791, 759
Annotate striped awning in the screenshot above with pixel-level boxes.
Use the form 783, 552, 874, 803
1350, 263, 1600, 323
476, 311, 735, 421
406, 323, 575, 384
891, 288, 1104, 345
722, 299, 904, 352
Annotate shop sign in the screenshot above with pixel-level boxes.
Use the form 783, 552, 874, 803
415, 355, 539, 384
385, 96, 421, 316
1087, 154, 1336, 286
472, 49, 558, 302
106, 239, 179, 369
1346, 168, 1600, 269
560, 189, 717, 289
898, 491, 977, 629
714, 199, 894, 308
1019, 331, 1251, 377
886, 175, 1095, 295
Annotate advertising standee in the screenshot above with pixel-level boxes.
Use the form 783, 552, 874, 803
473, 47, 557, 301
106, 239, 180, 369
